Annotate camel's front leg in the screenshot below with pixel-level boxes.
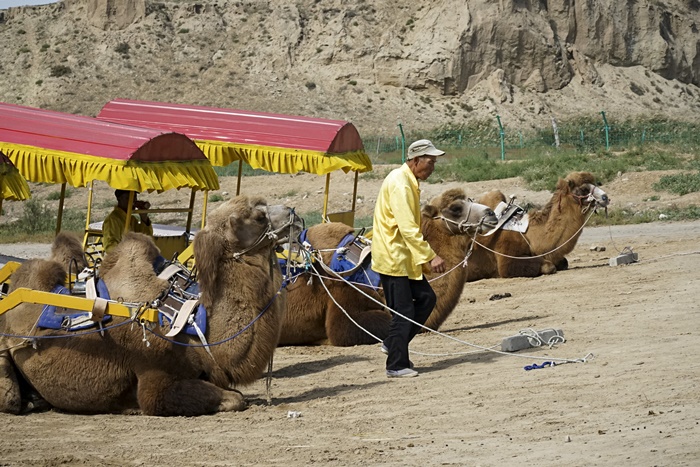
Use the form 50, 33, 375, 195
0, 352, 22, 414
325, 297, 392, 347
137, 371, 246, 416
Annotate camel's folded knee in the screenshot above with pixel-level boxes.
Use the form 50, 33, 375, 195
541, 262, 557, 275
0, 355, 22, 414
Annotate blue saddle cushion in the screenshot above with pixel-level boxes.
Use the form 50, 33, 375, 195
37, 283, 112, 330
279, 230, 380, 289
329, 233, 381, 289
158, 302, 207, 337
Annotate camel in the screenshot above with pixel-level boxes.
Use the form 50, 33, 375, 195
278, 188, 498, 346
467, 171, 609, 281
0, 195, 300, 416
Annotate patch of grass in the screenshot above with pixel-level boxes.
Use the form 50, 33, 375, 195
208, 193, 224, 202
300, 210, 323, 227
213, 164, 273, 177
0, 199, 86, 243
587, 205, 700, 226
426, 145, 698, 192
653, 172, 700, 195
46, 189, 73, 201
355, 215, 373, 228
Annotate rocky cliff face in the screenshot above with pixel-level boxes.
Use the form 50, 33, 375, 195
1, 0, 699, 135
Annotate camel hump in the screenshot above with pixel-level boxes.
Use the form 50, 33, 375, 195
51, 231, 88, 271
478, 190, 507, 210
9, 259, 66, 293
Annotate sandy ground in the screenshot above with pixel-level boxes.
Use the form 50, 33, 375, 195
1, 172, 699, 466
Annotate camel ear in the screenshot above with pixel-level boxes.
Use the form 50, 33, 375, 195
193, 229, 225, 294
556, 178, 570, 193
422, 205, 438, 218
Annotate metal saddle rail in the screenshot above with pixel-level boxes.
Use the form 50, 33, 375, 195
0, 287, 159, 323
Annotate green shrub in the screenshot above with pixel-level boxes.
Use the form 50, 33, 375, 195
653, 172, 700, 195
115, 42, 130, 55
50, 65, 71, 77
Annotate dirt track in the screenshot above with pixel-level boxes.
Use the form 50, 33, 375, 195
1, 217, 699, 466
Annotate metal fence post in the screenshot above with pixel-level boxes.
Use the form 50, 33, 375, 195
398, 123, 406, 163
601, 111, 610, 150
496, 115, 505, 160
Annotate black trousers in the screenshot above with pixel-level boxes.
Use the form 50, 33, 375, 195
380, 274, 436, 371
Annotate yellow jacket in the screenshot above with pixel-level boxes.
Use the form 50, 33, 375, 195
371, 164, 436, 279
102, 206, 153, 253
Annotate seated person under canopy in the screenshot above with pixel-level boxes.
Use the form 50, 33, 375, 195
102, 189, 153, 254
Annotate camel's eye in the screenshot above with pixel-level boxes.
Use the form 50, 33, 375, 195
253, 210, 267, 223
447, 202, 463, 217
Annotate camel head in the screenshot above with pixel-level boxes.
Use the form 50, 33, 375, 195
199, 196, 300, 252
422, 188, 498, 236
194, 196, 300, 291
560, 172, 610, 209
50, 231, 88, 272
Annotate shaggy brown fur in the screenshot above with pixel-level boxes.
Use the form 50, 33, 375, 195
467, 171, 608, 281
51, 232, 88, 272
278, 188, 497, 346
2, 232, 89, 414
0, 196, 294, 416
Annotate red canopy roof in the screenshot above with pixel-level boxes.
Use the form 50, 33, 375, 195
97, 99, 366, 155
0, 102, 218, 192
0, 101, 208, 162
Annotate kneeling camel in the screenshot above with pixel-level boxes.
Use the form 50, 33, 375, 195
0, 196, 300, 416
468, 171, 609, 281
279, 188, 497, 347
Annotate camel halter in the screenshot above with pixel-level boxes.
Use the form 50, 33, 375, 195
570, 183, 608, 215
433, 201, 492, 235
232, 208, 299, 261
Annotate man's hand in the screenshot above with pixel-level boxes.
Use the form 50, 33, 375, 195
430, 255, 445, 273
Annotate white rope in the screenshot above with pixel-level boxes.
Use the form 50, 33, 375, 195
310, 251, 590, 365
474, 209, 596, 261
519, 328, 566, 348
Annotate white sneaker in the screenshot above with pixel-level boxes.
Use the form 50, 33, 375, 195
381, 344, 414, 369
386, 368, 419, 378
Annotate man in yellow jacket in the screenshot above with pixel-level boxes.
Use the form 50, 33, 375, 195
102, 189, 153, 254
371, 139, 446, 378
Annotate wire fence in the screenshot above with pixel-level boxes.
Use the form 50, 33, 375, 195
362, 112, 700, 161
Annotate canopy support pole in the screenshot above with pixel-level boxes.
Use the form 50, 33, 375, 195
55, 182, 66, 235
351, 171, 359, 213
124, 192, 135, 235
236, 160, 243, 195
186, 190, 196, 233
82, 181, 95, 250
200, 191, 208, 229
322, 173, 331, 221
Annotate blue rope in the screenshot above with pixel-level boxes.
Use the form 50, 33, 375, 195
1, 281, 285, 347
145, 289, 282, 348
0, 319, 133, 340
524, 361, 556, 371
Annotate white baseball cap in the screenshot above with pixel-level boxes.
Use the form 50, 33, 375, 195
407, 139, 445, 160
